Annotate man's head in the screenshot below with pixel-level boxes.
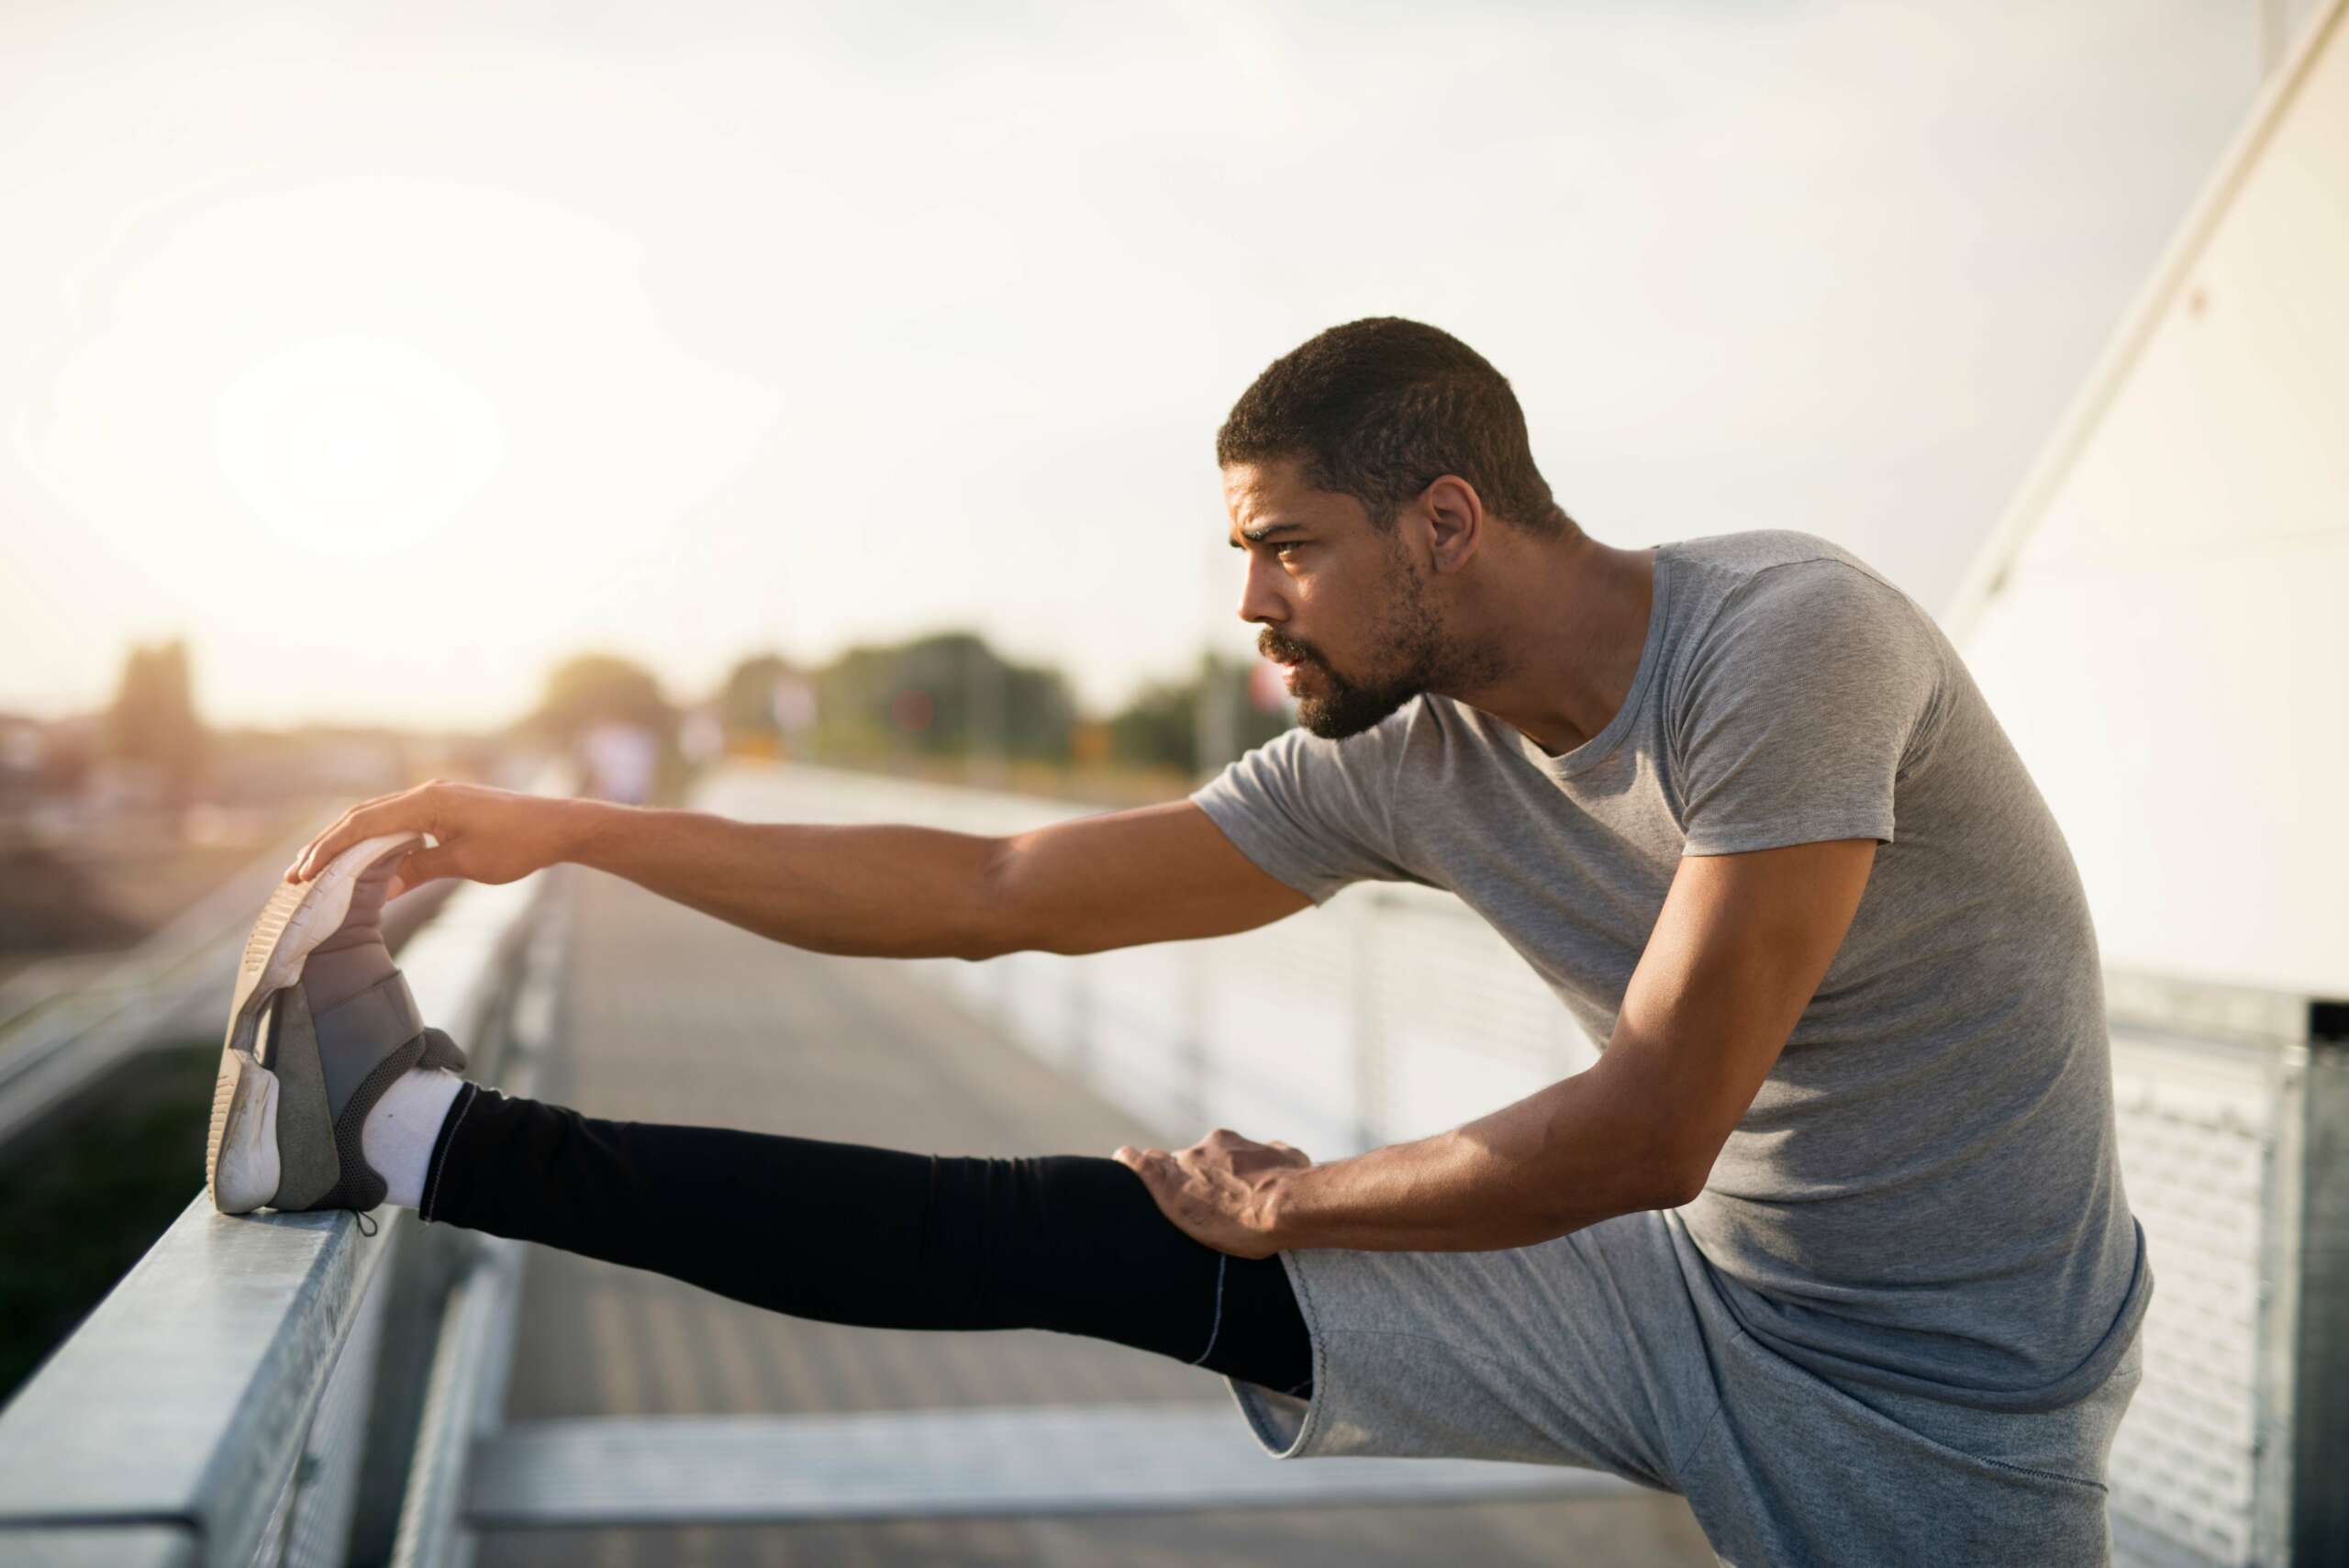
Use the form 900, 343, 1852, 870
1218, 317, 1567, 539
1219, 318, 1571, 740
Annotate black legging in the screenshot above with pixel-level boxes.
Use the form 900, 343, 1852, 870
419, 1084, 1314, 1398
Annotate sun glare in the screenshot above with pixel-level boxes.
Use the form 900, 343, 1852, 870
209, 333, 506, 560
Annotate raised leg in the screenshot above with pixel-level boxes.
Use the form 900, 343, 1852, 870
418, 1084, 1315, 1397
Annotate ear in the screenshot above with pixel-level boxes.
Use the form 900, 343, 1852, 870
1419, 474, 1485, 573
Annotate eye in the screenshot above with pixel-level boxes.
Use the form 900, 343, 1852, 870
1275, 542, 1304, 559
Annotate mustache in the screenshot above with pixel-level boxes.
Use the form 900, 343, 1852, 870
1258, 635, 1317, 665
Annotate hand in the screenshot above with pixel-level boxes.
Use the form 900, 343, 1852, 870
1111, 1128, 1311, 1260
287, 780, 574, 898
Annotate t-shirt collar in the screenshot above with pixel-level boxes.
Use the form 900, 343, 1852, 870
1511, 543, 1673, 779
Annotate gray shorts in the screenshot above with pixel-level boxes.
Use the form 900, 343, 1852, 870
1227, 1208, 2143, 1566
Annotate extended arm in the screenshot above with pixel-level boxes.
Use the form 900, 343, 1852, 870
1118, 837, 1879, 1255
288, 782, 1310, 962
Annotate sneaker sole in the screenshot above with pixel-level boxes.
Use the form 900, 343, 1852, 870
208, 1042, 283, 1213
206, 831, 421, 1214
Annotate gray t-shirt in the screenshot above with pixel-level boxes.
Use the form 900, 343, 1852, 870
1189, 528, 2151, 1413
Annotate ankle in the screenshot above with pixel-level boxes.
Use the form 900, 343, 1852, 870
360, 1067, 467, 1209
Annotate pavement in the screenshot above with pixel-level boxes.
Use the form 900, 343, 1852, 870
475, 867, 1720, 1567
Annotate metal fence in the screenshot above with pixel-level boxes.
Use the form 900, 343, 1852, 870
2101, 974, 2346, 1568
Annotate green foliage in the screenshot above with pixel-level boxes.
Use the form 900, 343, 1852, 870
811, 631, 1075, 763
0, 1043, 217, 1406
1105, 651, 1294, 772
716, 652, 800, 737
692, 634, 1295, 777
1107, 675, 1199, 771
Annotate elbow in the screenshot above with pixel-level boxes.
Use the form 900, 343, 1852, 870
957, 838, 1034, 962
1625, 1112, 1719, 1211
1653, 1165, 1706, 1212
1650, 1133, 1712, 1211
952, 924, 1020, 965
956, 931, 1030, 962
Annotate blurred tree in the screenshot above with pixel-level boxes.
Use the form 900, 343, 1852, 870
524, 653, 676, 744
813, 631, 1074, 764
103, 639, 207, 803
1107, 651, 1292, 774
1107, 673, 1199, 772
717, 652, 797, 741
523, 653, 681, 804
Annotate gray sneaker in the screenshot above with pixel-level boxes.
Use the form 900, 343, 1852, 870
207, 831, 468, 1220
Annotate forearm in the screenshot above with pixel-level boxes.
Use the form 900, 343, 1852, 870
1264, 1057, 1691, 1252
562, 800, 1005, 960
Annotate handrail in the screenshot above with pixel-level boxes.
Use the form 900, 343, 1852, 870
386, 877, 570, 1567
0, 869, 548, 1566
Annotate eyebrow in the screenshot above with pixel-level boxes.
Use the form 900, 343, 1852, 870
1229, 521, 1309, 550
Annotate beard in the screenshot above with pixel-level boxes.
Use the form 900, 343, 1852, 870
1266, 540, 1497, 741
1291, 662, 1417, 740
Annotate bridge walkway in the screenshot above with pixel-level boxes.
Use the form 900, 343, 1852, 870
475, 867, 1717, 1567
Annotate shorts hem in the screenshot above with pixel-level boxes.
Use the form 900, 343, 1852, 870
1224, 1244, 1330, 1459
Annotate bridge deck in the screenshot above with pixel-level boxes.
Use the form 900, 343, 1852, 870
475, 869, 1716, 1567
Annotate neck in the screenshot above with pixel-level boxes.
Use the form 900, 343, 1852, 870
1442, 533, 1656, 759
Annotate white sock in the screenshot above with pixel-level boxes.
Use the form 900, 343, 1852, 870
361, 1067, 467, 1209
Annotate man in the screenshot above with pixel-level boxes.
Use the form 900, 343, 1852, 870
221, 317, 2150, 1564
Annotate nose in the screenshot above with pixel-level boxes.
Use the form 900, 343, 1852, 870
1236, 551, 1287, 627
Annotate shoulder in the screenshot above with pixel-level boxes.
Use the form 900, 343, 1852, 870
1672, 531, 1932, 649
1663, 536, 1949, 742
1670, 528, 1903, 600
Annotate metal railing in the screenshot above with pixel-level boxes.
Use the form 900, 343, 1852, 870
0, 867, 552, 1567
4, 759, 2338, 1566
707, 761, 2349, 1568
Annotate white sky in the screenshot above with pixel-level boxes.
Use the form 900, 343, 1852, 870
0, 0, 2281, 728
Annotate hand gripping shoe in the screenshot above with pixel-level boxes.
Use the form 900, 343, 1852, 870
206, 831, 468, 1222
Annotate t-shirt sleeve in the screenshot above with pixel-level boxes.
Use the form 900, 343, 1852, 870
1672, 562, 1947, 857
1187, 708, 1421, 906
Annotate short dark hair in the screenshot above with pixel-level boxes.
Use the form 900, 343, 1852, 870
1217, 317, 1569, 539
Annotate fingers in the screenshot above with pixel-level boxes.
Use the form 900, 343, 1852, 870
385, 843, 458, 900
290, 802, 406, 877
290, 808, 395, 883
1111, 1145, 1172, 1182
1116, 1143, 1219, 1192
288, 784, 440, 883
287, 797, 382, 883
